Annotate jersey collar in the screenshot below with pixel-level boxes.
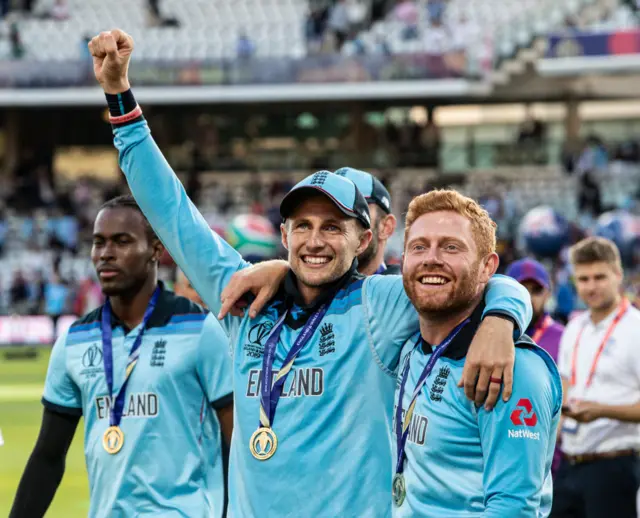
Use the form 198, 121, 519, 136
106, 281, 175, 333
282, 259, 362, 329
420, 299, 486, 360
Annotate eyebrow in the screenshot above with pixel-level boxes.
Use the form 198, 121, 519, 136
577, 273, 607, 279
92, 232, 134, 239
407, 235, 467, 247
293, 217, 347, 226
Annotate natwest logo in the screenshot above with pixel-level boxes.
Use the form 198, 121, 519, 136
510, 398, 537, 427
508, 429, 540, 440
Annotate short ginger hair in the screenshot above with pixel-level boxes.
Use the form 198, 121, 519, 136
404, 189, 497, 257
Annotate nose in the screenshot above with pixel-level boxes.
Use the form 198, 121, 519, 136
421, 246, 444, 266
306, 228, 325, 251
100, 241, 116, 262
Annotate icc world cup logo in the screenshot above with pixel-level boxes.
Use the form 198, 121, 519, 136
82, 345, 103, 368
248, 321, 274, 347
249, 427, 278, 461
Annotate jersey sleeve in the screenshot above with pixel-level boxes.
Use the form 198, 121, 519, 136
362, 274, 417, 376
196, 314, 233, 409
477, 348, 562, 517
42, 329, 82, 416
362, 273, 533, 375
481, 274, 533, 340
113, 118, 250, 336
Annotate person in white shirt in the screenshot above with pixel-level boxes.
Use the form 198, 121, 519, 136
552, 236, 640, 518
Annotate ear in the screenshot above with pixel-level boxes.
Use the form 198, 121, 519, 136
379, 213, 397, 240
355, 229, 373, 256
479, 252, 500, 283
151, 240, 164, 263
401, 252, 405, 274
280, 222, 289, 251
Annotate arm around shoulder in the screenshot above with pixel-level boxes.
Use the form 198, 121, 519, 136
362, 274, 418, 375
482, 274, 533, 340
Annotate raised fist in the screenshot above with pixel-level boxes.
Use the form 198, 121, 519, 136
88, 29, 134, 94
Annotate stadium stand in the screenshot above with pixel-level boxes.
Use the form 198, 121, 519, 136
0, 0, 610, 70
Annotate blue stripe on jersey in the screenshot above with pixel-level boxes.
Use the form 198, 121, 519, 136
66, 313, 206, 345
67, 321, 205, 343
69, 321, 101, 333
327, 287, 363, 316
334, 278, 364, 300
146, 325, 202, 336
168, 313, 207, 324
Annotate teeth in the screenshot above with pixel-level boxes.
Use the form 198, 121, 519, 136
420, 276, 447, 285
304, 256, 330, 265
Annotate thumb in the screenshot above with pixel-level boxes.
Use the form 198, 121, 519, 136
103, 32, 119, 58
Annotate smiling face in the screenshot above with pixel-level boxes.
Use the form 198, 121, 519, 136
402, 210, 497, 316
281, 194, 372, 296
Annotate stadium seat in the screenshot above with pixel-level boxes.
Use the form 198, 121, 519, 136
8, 0, 600, 63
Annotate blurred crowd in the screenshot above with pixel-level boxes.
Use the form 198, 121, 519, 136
305, 0, 468, 56
1, 129, 639, 322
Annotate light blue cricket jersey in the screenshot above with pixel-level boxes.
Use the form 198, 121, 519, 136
42, 285, 233, 518
113, 118, 532, 518
393, 302, 562, 518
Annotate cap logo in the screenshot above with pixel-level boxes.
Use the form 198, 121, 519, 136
381, 196, 390, 209
363, 212, 370, 224
310, 172, 329, 186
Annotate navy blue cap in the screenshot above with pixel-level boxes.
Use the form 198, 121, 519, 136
280, 171, 371, 229
334, 167, 392, 214
505, 258, 551, 290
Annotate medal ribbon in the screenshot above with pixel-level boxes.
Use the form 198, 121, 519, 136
259, 303, 329, 429
531, 314, 553, 343
570, 298, 630, 389
395, 319, 469, 475
102, 286, 161, 428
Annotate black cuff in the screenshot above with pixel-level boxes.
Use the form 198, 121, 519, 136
105, 89, 137, 117
211, 392, 233, 410
484, 311, 518, 331
42, 397, 83, 417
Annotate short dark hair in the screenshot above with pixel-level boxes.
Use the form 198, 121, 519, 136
99, 195, 158, 243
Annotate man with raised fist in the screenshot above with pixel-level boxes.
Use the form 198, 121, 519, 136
88, 29, 534, 517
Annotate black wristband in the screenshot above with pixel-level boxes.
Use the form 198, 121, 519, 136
483, 311, 517, 330
105, 89, 137, 117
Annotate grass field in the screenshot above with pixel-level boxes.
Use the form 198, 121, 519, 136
0, 347, 89, 517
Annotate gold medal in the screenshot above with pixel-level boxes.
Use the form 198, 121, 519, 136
392, 473, 406, 507
249, 427, 277, 461
103, 426, 125, 454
